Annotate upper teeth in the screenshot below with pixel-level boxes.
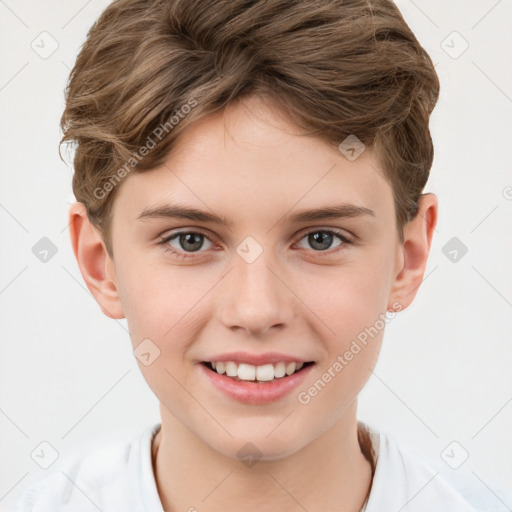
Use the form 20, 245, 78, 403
211, 361, 304, 382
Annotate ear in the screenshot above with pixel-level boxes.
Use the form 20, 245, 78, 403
68, 202, 125, 319
387, 193, 438, 311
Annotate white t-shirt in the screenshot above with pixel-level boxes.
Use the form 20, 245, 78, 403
6, 422, 491, 511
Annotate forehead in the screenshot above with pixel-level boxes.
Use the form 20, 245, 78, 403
113, 96, 394, 227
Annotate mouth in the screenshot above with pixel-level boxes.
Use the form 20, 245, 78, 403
201, 360, 315, 383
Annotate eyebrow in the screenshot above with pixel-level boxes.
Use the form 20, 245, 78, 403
136, 203, 375, 227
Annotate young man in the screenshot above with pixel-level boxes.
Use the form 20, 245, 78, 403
12, 0, 479, 510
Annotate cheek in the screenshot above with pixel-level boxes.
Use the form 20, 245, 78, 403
301, 259, 391, 336
115, 258, 194, 337
118, 266, 200, 405
296, 267, 388, 416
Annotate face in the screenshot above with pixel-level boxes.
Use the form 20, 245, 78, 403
107, 95, 403, 460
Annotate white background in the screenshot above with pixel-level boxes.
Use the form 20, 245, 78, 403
1, 0, 511, 510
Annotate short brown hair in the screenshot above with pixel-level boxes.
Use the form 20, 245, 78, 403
60, 0, 440, 258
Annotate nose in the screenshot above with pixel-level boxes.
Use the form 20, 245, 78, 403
219, 251, 295, 336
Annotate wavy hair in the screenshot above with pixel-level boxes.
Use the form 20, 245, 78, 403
60, 0, 440, 257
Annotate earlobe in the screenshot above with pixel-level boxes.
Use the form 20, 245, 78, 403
68, 202, 125, 319
387, 193, 438, 311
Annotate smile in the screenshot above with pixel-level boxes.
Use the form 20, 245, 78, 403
203, 360, 313, 382
199, 360, 315, 404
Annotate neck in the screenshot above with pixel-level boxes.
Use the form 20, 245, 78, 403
152, 401, 373, 512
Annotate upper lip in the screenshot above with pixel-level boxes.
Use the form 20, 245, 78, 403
202, 351, 314, 366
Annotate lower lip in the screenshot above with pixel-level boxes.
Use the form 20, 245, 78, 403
199, 362, 314, 405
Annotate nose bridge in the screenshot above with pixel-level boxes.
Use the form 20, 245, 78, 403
219, 238, 293, 334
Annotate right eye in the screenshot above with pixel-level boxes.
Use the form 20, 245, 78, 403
158, 231, 215, 258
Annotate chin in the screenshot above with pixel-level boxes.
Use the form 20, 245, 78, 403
207, 428, 308, 464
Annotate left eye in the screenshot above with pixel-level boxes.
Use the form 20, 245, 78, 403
295, 229, 351, 252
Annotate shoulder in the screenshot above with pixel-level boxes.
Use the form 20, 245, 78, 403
361, 423, 482, 512
14, 441, 132, 512
11, 424, 159, 512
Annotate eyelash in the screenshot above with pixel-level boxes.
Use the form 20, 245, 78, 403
157, 228, 353, 260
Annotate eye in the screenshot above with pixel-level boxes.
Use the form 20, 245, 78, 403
158, 231, 214, 258
295, 229, 352, 253
158, 227, 353, 260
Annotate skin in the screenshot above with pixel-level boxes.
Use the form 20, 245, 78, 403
69, 95, 437, 512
